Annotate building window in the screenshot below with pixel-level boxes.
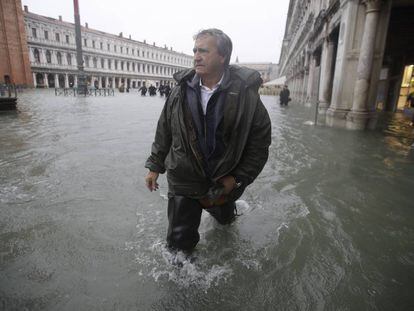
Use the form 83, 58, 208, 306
32, 28, 37, 38
108, 59, 112, 69
120, 46, 123, 53
84, 55, 89, 67
115, 60, 118, 70
126, 47, 129, 54
132, 49, 135, 55
101, 58, 104, 68
55, 33, 60, 42
132, 63, 135, 71
93, 57, 97, 68
46, 50, 51, 63
34, 48, 40, 63
92, 41, 95, 48
121, 61, 124, 71
67, 53, 72, 65
57, 52, 62, 65
107, 43, 110, 51
84, 38, 87, 46
138, 63, 141, 72
44, 30, 48, 40
127, 62, 130, 71
66, 35, 70, 44
100, 42, 103, 50
114, 45, 117, 52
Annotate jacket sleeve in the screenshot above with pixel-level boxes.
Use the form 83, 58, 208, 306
231, 97, 271, 186
144, 99, 172, 173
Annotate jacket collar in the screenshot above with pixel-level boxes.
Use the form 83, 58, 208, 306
186, 67, 232, 91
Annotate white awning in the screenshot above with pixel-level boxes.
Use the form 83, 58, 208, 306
263, 76, 286, 86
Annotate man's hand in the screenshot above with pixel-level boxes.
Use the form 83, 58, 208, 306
145, 171, 159, 192
217, 175, 236, 195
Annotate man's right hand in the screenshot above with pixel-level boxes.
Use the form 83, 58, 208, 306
145, 171, 159, 192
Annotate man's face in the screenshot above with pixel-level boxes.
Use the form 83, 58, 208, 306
193, 35, 225, 79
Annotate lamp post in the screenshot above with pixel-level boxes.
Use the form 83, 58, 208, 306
73, 0, 87, 95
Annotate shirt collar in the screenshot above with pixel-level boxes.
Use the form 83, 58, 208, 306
199, 73, 225, 91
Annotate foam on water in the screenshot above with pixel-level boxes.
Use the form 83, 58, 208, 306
127, 196, 310, 290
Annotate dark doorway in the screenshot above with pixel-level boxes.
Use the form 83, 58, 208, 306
381, 4, 414, 112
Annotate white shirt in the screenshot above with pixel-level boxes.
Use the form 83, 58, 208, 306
199, 74, 224, 115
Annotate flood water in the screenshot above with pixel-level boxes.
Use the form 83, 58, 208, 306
1, 89, 413, 310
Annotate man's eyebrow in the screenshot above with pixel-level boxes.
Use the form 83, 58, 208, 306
193, 47, 209, 53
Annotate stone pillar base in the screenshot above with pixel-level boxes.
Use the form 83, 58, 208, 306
318, 101, 330, 115
326, 108, 350, 128
346, 111, 377, 130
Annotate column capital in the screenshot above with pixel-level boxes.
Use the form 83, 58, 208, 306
362, 0, 382, 13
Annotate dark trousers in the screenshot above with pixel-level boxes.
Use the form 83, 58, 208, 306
167, 196, 236, 251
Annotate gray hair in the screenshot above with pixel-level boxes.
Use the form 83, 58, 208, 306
193, 28, 233, 67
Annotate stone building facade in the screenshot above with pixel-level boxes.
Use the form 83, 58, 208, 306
23, 6, 193, 89
278, 0, 414, 129
0, 0, 32, 86
233, 61, 279, 83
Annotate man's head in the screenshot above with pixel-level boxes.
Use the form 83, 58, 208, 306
193, 29, 232, 80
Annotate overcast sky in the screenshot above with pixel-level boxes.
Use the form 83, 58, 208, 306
22, 0, 289, 64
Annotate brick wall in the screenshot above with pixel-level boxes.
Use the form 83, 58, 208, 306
0, 0, 33, 86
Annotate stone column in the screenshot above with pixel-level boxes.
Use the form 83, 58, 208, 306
32, 73, 37, 88
301, 71, 308, 104
347, 0, 382, 129
306, 56, 315, 102
65, 74, 69, 88
318, 38, 336, 114
98, 76, 102, 88
74, 75, 78, 88
105, 76, 109, 88
54, 74, 59, 88
41, 49, 47, 64
44, 73, 49, 88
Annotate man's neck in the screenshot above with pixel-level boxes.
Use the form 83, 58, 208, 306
200, 70, 224, 89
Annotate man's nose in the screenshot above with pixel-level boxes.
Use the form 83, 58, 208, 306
194, 52, 201, 61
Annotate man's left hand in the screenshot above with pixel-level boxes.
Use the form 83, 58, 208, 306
217, 175, 236, 195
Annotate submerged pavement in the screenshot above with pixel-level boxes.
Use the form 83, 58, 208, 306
1, 89, 413, 310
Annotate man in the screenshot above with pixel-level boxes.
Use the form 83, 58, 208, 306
279, 85, 290, 106
145, 29, 271, 251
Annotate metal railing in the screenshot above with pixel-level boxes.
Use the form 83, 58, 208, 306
0, 84, 18, 98
54, 87, 115, 96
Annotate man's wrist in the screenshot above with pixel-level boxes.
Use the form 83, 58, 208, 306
233, 175, 243, 189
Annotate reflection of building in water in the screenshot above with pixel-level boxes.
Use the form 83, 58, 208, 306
278, 0, 414, 129
0, 4, 193, 89
233, 59, 278, 83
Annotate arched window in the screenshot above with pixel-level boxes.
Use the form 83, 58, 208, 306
93, 57, 97, 68
34, 48, 40, 63
46, 50, 51, 63
67, 53, 72, 65
57, 52, 62, 65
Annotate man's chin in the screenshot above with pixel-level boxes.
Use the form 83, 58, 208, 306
195, 68, 205, 75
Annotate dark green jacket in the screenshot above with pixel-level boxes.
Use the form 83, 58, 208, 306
145, 65, 271, 199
